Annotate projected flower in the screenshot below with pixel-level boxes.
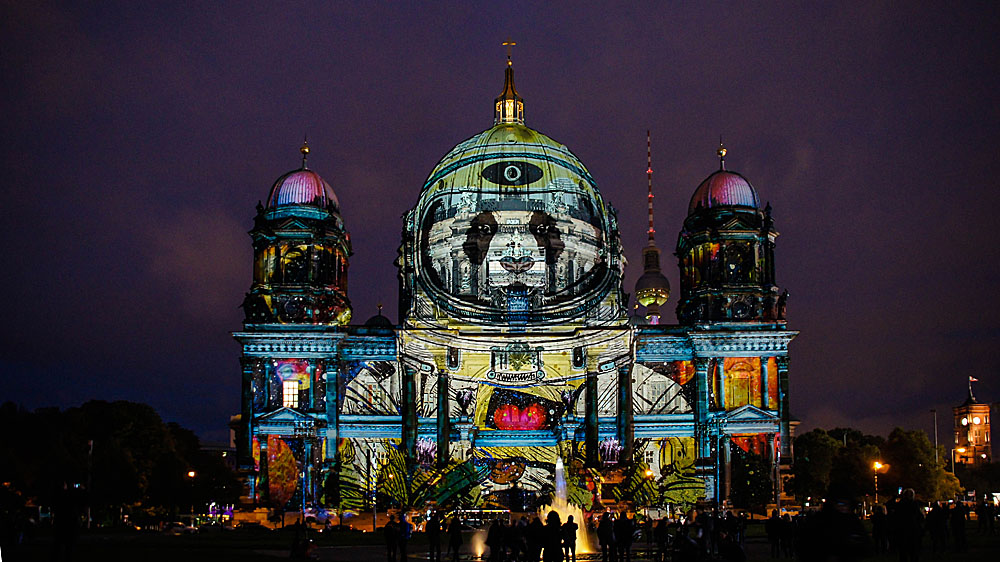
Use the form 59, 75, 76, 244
493, 403, 547, 430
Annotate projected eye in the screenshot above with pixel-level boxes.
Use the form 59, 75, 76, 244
478, 224, 495, 235
481, 161, 543, 186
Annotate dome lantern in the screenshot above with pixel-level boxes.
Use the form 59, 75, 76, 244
494, 41, 524, 125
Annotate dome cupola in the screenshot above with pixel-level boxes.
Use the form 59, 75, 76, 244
687, 142, 759, 215
266, 141, 341, 213
397, 57, 626, 326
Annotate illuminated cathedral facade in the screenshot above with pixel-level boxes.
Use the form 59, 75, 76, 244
233, 59, 796, 514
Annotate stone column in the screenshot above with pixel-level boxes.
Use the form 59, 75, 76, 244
325, 362, 340, 455
240, 358, 256, 470
258, 436, 270, 505
304, 440, 314, 504
776, 356, 791, 458
716, 359, 727, 411
617, 363, 634, 461
693, 358, 711, 458
401, 363, 418, 461
720, 434, 731, 505
307, 361, 316, 410
767, 433, 779, 506
585, 371, 599, 467
760, 357, 770, 409
436, 370, 450, 468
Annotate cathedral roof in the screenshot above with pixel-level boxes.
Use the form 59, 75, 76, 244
688, 170, 760, 215
266, 142, 340, 212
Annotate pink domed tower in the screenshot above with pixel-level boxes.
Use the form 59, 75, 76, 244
240, 141, 352, 326
675, 141, 784, 325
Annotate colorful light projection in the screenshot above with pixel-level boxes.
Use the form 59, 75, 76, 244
722, 357, 761, 409
403, 123, 625, 325
255, 244, 347, 287
486, 388, 562, 430
707, 357, 780, 410
271, 359, 310, 409
730, 433, 770, 455
268, 435, 299, 509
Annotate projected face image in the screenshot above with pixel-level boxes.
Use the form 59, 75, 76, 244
528, 211, 564, 264
463, 211, 498, 265
413, 176, 619, 322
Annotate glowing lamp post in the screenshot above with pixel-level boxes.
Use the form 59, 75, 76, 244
187, 471, 196, 524
952, 447, 966, 472
873, 462, 883, 504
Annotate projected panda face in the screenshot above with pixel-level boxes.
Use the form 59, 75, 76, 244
418, 192, 610, 319
410, 140, 621, 322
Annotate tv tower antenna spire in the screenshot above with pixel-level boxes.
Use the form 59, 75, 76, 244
647, 130, 655, 244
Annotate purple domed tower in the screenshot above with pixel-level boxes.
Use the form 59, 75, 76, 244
675, 142, 784, 325
240, 141, 352, 326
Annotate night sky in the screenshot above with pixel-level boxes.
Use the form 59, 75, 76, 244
3, 1, 998, 445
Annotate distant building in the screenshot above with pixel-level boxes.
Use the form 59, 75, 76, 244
231, 57, 797, 513
953, 378, 991, 465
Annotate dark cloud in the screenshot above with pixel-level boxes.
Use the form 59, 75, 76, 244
2, 1, 998, 444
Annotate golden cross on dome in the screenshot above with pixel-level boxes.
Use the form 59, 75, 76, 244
502, 38, 516, 64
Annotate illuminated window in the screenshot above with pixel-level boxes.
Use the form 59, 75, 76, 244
282, 380, 299, 408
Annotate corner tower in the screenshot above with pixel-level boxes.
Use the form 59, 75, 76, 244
241, 142, 352, 326
675, 142, 785, 325
233, 142, 352, 509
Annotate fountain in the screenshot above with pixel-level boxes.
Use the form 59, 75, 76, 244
540, 456, 594, 554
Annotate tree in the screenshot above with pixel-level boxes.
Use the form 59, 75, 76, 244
790, 429, 840, 501
882, 427, 952, 501
827, 442, 881, 500
0, 400, 240, 524
729, 446, 772, 514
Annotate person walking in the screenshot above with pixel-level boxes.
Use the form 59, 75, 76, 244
950, 501, 968, 552
614, 512, 634, 562
765, 510, 781, 558
447, 517, 464, 562
399, 513, 413, 562
487, 518, 504, 562
891, 489, 924, 562
561, 515, 578, 562
527, 516, 545, 562
427, 512, 442, 562
384, 514, 399, 562
925, 502, 947, 553
597, 513, 615, 562
543, 511, 563, 562
652, 517, 669, 562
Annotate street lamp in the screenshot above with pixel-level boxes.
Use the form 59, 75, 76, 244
873, 462, 883, 504
952, 447, 966, 472
187, 471, 197, 525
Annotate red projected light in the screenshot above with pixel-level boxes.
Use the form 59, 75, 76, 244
493, 403, 547, 430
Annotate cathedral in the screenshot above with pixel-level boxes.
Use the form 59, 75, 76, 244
232, 57, 796, 515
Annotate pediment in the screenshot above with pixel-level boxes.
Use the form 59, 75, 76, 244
718, 216, 757, 231
273, 218, 315, 232
257, 407, 320, 425
720, 404, 773, 422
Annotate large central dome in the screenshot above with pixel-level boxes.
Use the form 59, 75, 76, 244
399, 64, 625, 326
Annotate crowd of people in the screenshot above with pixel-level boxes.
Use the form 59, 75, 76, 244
377, 495, 999, 562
